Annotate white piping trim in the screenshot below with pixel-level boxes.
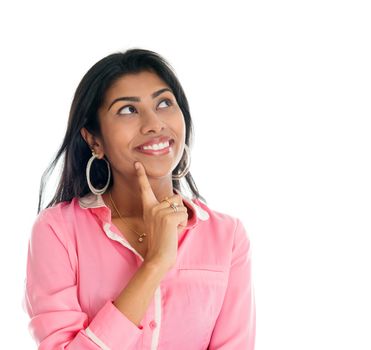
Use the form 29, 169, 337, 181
103, 223, 144, 262
151, 286, 162, 350
78, 193, 106, 209
85, 326, 111, 350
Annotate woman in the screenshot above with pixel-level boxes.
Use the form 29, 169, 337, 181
23, 48, 256, 349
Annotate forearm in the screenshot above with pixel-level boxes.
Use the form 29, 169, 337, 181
113, 261, 167, 327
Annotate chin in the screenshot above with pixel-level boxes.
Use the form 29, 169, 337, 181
136, 161, 169, 175
146, 169, 173, 179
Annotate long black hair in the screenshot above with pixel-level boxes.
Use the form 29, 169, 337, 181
37, 48, 206, 214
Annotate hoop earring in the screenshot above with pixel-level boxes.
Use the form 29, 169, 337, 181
172, 144, 191, 180
86, 150, 111, 195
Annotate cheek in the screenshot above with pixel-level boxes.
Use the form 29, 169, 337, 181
171, 111, 186, 139
101, 127, 134, 159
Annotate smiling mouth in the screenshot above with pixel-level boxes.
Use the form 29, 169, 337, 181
135, 139, 175, 155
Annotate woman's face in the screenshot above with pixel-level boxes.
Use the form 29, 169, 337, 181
94, 70, 186, 181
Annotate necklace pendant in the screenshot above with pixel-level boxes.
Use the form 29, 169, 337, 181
138, 232, 147, 243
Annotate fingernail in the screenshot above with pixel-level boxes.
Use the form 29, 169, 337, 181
134, 162, 140, 170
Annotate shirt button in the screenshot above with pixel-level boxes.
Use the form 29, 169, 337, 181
149, 320, 157, 329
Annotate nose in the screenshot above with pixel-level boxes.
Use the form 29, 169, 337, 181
140, 109, 166, 134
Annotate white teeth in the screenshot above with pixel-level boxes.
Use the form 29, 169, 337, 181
142, 141, 170, 150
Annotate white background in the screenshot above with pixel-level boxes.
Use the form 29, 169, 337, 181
1, 0, 370, 349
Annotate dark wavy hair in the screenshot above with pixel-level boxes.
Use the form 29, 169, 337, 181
37, 48, 206, 214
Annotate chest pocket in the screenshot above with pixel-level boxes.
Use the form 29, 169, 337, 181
175, 263, 227, 284
177, 264, 226, 272
161, 264, 228, 348
176, 263, 226, 287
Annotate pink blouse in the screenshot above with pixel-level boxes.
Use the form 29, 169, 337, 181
22, 189, 256, 349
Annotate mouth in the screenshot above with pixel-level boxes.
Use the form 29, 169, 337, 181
135, 139, 175, 156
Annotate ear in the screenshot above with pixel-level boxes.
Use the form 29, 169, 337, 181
80, 127, 105, 159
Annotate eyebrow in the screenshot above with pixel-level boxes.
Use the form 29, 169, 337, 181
107, 88, 173, 111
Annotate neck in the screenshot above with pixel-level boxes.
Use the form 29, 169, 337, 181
102, 175, 175, 220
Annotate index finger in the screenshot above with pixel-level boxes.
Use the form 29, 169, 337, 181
134, 161, 159, 208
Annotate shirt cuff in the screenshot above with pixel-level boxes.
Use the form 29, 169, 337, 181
86, 299, 144, 349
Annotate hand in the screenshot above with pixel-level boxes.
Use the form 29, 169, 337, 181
134, 161, 189, 270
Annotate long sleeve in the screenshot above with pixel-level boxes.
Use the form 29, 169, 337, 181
207, 218, 256, 349
22, 210, 143, 350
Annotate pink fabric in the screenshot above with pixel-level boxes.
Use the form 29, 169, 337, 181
23, 189, 256, 349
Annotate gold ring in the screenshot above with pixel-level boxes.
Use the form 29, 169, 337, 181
170, 202, 178, 212
161, 197, 179, 212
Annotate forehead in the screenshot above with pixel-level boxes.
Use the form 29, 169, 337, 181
104, 70, 169, 100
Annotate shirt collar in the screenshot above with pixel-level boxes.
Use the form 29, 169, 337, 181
78, 188, 209, 229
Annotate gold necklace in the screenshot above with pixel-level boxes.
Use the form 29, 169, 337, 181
109, 191, 147, 243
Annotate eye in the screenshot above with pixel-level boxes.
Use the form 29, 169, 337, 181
117, 105, 137, 115
158, 98, 173, 108
117, 98, 173, 116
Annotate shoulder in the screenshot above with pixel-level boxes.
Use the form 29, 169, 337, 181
27, 199, 83, 274
192, 197, 248, 241
35, 197, 80, 226
190, 198, 252, 266
30, 197, 82, 247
